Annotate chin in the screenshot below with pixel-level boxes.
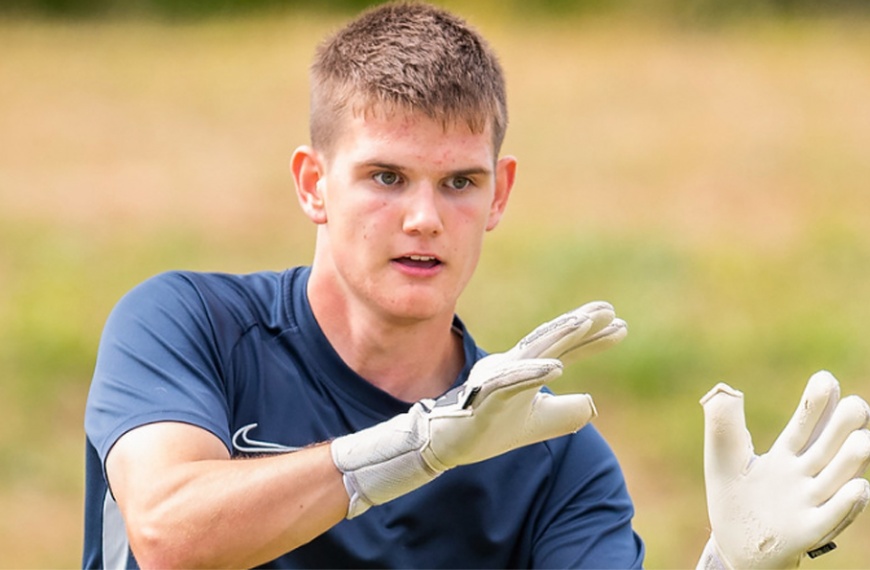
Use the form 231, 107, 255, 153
380, 292, 455, 324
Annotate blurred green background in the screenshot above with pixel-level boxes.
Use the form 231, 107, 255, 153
2, 0, 870, 567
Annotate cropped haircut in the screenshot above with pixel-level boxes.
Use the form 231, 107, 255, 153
309, 1, 507, 157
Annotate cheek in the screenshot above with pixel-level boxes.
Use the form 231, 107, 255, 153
360, 201, 392, 237
335, 203, 398, 259
455, 198, 494, 234
330, 195, 389, 232
451, 205, 489, 261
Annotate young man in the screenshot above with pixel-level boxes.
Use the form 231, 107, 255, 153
83, 3, 870, 568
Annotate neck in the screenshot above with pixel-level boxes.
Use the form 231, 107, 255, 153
307, 269, 465, 403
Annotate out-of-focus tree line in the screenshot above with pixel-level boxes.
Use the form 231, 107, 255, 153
2, 0, 868, 20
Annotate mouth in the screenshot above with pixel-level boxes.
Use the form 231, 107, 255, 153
393, 254, 442, 270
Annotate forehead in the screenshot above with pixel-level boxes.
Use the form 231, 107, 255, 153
328, 106, 497, 169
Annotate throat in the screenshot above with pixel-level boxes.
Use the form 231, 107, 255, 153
353, 326, 465, 402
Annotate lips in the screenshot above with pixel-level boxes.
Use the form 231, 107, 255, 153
394, 254, 442, 270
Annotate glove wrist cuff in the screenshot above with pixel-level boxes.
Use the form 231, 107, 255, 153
338, 449, 444, 518
330, 411, 447, 519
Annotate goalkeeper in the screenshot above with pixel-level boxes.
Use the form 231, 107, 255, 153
82, 3, 870, 569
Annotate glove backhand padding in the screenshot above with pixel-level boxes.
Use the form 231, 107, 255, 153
331, 301, 627, 518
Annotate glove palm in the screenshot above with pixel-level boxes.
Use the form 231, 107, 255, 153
699, 371, 870, 569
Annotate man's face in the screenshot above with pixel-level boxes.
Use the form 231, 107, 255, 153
306, 109, 515, 324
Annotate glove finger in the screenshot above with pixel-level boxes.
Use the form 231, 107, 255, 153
810, 428, 870, 505
470, 358, 563, 408
806, 477, 870, 550
775, 371, 841, 455
524, 392, 598, 444
559, 318, 628, 366
803, 395, 870, 477
700, 383, 754, 480
511, 302, 615, 361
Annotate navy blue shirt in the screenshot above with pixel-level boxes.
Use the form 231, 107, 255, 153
84, 267, 644, 568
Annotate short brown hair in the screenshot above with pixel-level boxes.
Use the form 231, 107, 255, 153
309, 1, 507, 156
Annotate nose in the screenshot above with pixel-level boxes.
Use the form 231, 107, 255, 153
402, 183, 444, 236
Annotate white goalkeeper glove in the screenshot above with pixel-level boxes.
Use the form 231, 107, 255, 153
697, 371, 870, 569
330, 301, 627, 519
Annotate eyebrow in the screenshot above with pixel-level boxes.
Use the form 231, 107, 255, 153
450, 167, 493, 178
360, 161, 493, 178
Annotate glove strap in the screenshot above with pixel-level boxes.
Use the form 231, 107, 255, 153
695, 537, 732, 570
807, 542, 837, 559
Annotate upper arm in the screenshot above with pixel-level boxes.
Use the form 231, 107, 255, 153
106, 421, 230, 512
86, 272, 238, 467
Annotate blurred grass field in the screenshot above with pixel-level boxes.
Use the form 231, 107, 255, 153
2, 5, 870, 568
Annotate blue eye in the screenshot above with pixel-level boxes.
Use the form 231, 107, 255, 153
374, 171, 401, 186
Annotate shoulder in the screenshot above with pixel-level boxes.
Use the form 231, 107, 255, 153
111, 268, 303, 331
93, 268, 310, 395
122, 269, 284, 306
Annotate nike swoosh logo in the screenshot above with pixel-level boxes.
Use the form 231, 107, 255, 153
232, 423, 303, 454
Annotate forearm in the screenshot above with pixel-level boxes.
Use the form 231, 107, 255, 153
109, 426, 347, 569
133, 445, 344, 567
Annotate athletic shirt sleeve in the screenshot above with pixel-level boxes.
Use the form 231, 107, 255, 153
85, 271, 238, 465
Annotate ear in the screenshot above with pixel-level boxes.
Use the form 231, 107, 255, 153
290, 145, 327, 225
486, 155, 517, 231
